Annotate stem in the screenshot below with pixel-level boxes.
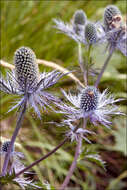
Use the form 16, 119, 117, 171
78, 43, 87, 86
60, 137, 82, 190
95, 48, 114, 87
15, 137, 68, 178
2, 100, 27, 176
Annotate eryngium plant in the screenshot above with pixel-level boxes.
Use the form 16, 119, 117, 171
0, 46, 66, 117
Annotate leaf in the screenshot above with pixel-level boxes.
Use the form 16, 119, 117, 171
79, 148, 106, 170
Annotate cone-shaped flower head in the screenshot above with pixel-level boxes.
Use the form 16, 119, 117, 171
103, 5, 126, 56
73, 10, 87, 25
104, 5, 122, 31
0, 46, 67, 117
1, 141, 14, 153
14, 47, 39, 90
85, 22, 98, 44
80, 86, 99, 112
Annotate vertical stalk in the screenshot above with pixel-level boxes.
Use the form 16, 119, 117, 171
60, 137, 82, 190
95, 48, 114, 88
78, 43, 87, 86
2, 100, 27, 176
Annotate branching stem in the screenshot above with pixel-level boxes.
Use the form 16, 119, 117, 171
15, 137, 68, 178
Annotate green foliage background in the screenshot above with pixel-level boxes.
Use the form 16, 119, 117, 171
0, 0, 127, 190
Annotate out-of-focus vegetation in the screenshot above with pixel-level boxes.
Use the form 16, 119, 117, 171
0, 0, 127, 190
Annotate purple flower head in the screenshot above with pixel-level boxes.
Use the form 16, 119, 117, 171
104, 5, 122, 31
0, 47, 67, 118
73, 10, 87, 35
56, 86, 124, 128
0, 141, 40, 189
0, 141, 24, 174
54, 17, 106, 46
103, 5, 127, 56
84, 22, 98, 44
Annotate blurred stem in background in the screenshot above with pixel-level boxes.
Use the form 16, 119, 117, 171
95, 48, 114, 87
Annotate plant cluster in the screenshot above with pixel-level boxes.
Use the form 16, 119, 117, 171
0, 5, 126, 190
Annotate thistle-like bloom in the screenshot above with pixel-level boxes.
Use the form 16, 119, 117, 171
72, 10, 87, 35
0, 141, 24, 174
56, 86, 124, 128
0, 47, 67, 117
54, 16, 105, 45
103, 5, 127, 56
0, 141, 39, 189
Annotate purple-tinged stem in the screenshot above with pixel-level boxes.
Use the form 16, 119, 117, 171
95, 48, 114, 88
60, 137, 82, 190
2, 100, 27, 176
78, 43, 88, 86
15, 137, 68, 178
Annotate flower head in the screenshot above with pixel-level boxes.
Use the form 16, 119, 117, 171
84, 22, 98, 44
0, 47, 67, 117
56, 86, 124, 128
104, 5, 122, 31
103, 5, 127, 56
54, 17, 106, 46
0, 141, 24, 174
73, 10, 87, 25
0, 141, 40, 189
72, 10, 87, 35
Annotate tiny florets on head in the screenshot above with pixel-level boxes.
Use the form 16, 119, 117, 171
14, 47, 39, 90
1, 141, 14, 153
73, 10, 87, 25
84, 22, 98, 44
80, 86, 99, 112
104, 5, 122, 31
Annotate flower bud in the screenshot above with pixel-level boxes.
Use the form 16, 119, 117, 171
14, 47, 39, 89
73, 10, 87, 25
104, 5, 122, 31
80, 86, 99, 112
85, 22, 98, 44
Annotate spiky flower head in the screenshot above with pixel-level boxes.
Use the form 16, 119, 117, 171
104, 5, 122, 31
85, 22, 98, 44
1, 141, 14, 153
14, 47, 39, 91
73, 10, 87, 25
0, 46, 67, 117
55, 86, 124, 128
0, 141, 39, 189
80, 86, 99, 112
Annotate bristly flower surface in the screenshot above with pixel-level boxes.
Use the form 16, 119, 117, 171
54, 10, 106, 45
55, 86, 124, 128
0, 141, 40, 190
0, 141, 25, 174
103, 5, 127, 56
0, 47, 67, 117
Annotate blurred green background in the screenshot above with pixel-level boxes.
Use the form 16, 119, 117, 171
0, 0, 127, 190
